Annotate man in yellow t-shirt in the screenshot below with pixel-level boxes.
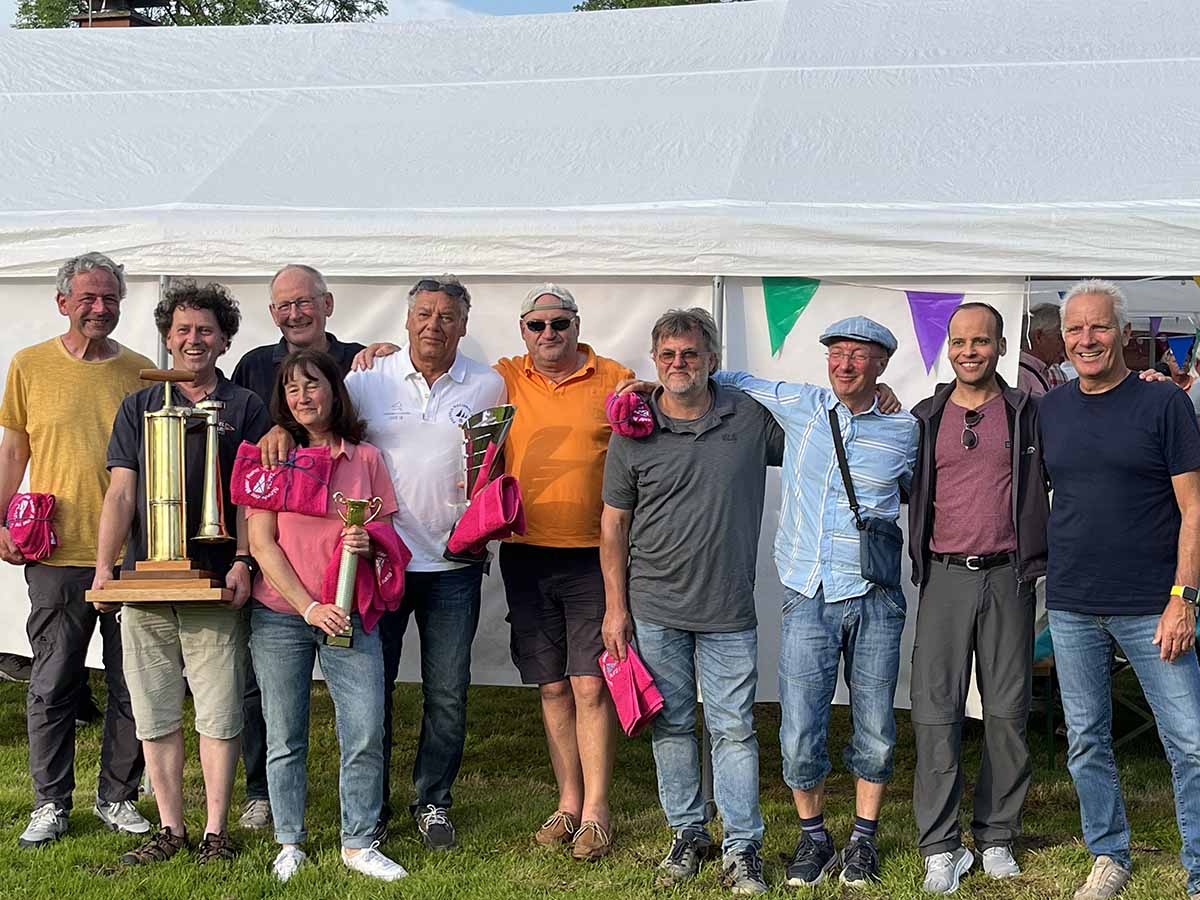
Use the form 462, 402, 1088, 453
493, 284, 634, 862
0, 252, 154, 848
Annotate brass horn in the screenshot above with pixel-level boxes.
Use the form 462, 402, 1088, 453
192, 399, 230, 543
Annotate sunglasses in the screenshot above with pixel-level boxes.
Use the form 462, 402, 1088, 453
524, 317, 575, 333
410, 279, 468, 299
961, 409, 984, 450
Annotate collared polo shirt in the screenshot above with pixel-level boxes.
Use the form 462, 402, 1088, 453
602, 381, 784, 632
494, 343, 634, 547
345, 346, 506, 571
107, 371, 272, 576
714, 371, 918, 603
231, 332, 366, 404
247, 439, 399, 616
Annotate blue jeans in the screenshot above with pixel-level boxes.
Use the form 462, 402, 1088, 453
249, 606, 385, 849
633, 619, 763, 853
380, 565, 483, 816
1049, 609, 1200, 892
779, 586, 906, 790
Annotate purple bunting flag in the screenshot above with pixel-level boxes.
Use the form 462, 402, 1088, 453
905, 291, 964, 373
1149, 316, 1163, 337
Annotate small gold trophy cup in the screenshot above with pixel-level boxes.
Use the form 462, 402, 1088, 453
86, 369, 234, 604
327, 492, 383, 648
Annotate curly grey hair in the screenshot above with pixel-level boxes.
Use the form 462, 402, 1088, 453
56, 252, 126, 299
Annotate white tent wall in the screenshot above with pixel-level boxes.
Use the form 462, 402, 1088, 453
0, 274, 1023, 715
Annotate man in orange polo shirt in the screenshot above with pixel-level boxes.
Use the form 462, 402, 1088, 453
495, 284, 634, 862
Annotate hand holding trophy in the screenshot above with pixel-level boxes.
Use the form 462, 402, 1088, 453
326, 492, 384, 648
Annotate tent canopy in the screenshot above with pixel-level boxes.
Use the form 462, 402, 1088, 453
1, 0, 1198, 277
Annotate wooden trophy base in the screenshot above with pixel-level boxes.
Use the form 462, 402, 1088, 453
85, 559, 233, 603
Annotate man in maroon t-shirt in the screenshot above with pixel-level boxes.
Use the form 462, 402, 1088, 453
905, 303, 1051, 894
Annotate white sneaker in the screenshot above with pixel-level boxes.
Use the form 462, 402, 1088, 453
272, 846, 308, 882
923, 847, 974, 894
93, 799, 151, 834
19, 803, 68, 848
342, 842, 408, 881
1073, 855, 1131, 900
238, 798, 272, 830
982, 845, 1021, 879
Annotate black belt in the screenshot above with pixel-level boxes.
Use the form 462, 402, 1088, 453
931, 552, 1015, 572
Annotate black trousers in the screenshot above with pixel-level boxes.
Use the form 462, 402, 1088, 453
910, 559, 1035, 855
241, 660, 270, 802
25, 564, 143, 809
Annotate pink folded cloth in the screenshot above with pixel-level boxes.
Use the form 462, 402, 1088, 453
446, 475, 526, 557
599, 647, 664, 737
5, 492, 57, 561
231, 441, 332, 516
605, 391, 654, 438
320, 520, 412, 634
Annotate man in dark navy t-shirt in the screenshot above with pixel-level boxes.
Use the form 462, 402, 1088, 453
1041, 280, 1200, 900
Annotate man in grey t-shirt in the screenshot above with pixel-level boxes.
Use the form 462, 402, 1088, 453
600, 308, 782, 895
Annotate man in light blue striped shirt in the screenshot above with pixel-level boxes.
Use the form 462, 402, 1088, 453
715, 315, 917, 888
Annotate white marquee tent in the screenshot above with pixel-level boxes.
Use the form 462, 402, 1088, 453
1, 0, 1199, 708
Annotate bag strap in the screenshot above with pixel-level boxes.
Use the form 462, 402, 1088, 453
827, 407, 866, 531
1019, 360, 1050, 392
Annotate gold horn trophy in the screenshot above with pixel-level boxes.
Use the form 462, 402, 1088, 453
86, 369, 234, 604
326, 493, 384, 648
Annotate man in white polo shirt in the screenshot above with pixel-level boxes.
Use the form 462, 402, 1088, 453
345, 276, 506, 852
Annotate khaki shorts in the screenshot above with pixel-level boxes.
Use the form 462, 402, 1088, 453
121, 602, 248, 741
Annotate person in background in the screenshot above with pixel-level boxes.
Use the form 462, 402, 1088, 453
0, 252, 153, 848
1018, 302, 1068, 396
247, 349, 406, 883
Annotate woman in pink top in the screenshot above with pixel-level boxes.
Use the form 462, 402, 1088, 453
246, 349, 406, 884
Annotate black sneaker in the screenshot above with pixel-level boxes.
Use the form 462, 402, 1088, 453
785, 830, 838, 886
657, 828, 712, 887
839, 836, 880, 886
722, 845, 768, 895
0, 653, 32, 683
414, 805, 457, 851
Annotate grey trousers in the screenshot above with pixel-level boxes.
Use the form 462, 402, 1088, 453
25, 564, 143, 810
910, 558, 1035, 855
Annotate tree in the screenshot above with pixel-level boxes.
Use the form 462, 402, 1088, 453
574, 0, 740, 11
15, 0, 387, 29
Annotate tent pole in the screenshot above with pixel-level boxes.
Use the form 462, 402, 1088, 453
156, 276, 170, 369
712, 275, 725, 352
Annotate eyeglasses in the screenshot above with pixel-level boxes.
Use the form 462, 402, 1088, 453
655, 349, 703, 366
961, 409, 984, 450
524, 317, 575, 333
826, 350, 880, 366
410, 279, 469, 300
271, 297, 320, 316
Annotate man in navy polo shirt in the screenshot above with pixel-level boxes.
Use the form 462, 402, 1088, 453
1041, 280, 1200, 900
230, 263, 365, 831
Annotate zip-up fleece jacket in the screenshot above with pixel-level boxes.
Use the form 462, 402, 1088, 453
907, 377, 1050, 588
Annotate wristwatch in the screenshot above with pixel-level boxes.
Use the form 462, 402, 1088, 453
232, 554, 260, 579
1170, 584, 1199, 608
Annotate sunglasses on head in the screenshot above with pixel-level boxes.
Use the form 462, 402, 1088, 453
961, 409, 984, 450
411, 279, 468, 299
524, 317, 574, 333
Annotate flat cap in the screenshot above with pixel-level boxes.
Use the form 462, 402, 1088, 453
819, 315, 898, 355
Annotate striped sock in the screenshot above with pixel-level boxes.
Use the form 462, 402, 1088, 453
799, 814, 828, 843
850, 816, 878, 843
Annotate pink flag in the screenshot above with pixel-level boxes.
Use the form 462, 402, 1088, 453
905, 291, 964, 373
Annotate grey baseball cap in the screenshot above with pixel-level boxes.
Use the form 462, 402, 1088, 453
520, 283, 578, 318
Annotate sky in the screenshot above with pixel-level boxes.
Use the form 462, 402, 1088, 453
0, 0, 579, 30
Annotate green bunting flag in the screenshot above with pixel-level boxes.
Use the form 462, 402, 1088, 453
763, 277, 820, 355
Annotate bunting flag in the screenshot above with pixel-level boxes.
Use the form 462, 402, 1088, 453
763, 277, 820, 355
1167, 334, 1195, 370
905, 291, 964, 373
1149, 316, 1162, 337
1194, 276, 1200, 289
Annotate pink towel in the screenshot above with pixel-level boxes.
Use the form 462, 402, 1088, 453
605, 391, 654, 438
231, 441, 332, 516
5, 492, 57, 561
320, 520, 412, 634
599, 647, 664, 737
446, 475, 526, 557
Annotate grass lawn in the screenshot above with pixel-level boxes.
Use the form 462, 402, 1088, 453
0, 673, 1189, 899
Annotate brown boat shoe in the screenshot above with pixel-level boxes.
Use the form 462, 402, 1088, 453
571, 820, 613, 862
535, 810, 578, 847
